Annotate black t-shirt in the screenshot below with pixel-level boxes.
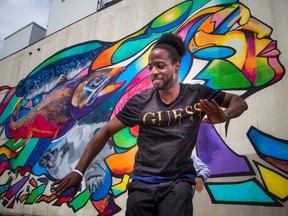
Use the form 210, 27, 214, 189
116, 83, 225, 177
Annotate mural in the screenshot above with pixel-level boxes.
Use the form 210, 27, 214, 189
0, 0, 287, 215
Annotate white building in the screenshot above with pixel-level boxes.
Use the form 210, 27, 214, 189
1, 22, 46, 58
1, 0, 118, 58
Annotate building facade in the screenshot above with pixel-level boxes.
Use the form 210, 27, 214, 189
1, 0, 118, 59
0, 0, 287, 215
1, 22, 46, 59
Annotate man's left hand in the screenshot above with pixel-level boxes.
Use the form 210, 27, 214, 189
197, 99, 225, 124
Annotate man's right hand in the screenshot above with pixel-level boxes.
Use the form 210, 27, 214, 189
52, 171, 83, 197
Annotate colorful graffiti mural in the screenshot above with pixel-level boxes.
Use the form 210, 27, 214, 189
0, 0, 287, 215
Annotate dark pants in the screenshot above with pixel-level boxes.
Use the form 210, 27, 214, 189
126, 179, 193, 216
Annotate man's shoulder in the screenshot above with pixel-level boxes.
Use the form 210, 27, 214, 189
181, 82, 203, 91
125, 87, 156, 105
134, 87, 156, 98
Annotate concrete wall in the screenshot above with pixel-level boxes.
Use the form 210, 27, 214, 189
0, 0, 287, 215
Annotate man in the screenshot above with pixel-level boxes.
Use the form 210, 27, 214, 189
53, 33, 248, 215
192, 153, 211, 194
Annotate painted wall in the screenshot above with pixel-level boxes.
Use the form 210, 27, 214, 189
0, 0, 287, 215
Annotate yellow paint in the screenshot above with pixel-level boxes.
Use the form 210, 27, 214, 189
258, 164, 288, 200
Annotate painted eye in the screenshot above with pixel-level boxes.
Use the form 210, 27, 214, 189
93, 77, 102, 86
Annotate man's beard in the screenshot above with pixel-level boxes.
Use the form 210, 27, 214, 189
151, 75, 173, 91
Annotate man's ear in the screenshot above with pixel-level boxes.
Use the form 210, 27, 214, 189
175, 61, 180, 72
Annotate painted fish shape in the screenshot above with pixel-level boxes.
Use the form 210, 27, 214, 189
15, 43, 107, 105
8, 67, 125, 141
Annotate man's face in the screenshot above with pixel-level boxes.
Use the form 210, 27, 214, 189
148, 48, 179, 90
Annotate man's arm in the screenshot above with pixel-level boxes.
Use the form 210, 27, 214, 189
220, 93, 248, 119
192, 154, 211, 192
192, 154, 211, 182
52, 116, 126, 196
199, 93, 248, 124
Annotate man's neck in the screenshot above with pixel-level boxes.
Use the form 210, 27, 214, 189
158, 83, 181, 104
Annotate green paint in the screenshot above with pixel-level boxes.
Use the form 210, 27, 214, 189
10, 139, 39, 169
69, 189, 91, 212
113, 128, 137, 149
25, 184, 47, 204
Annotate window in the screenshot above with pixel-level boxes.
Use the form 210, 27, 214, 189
97, 0, 121, 10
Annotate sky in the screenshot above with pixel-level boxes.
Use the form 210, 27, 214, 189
0, 0, 52, 55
